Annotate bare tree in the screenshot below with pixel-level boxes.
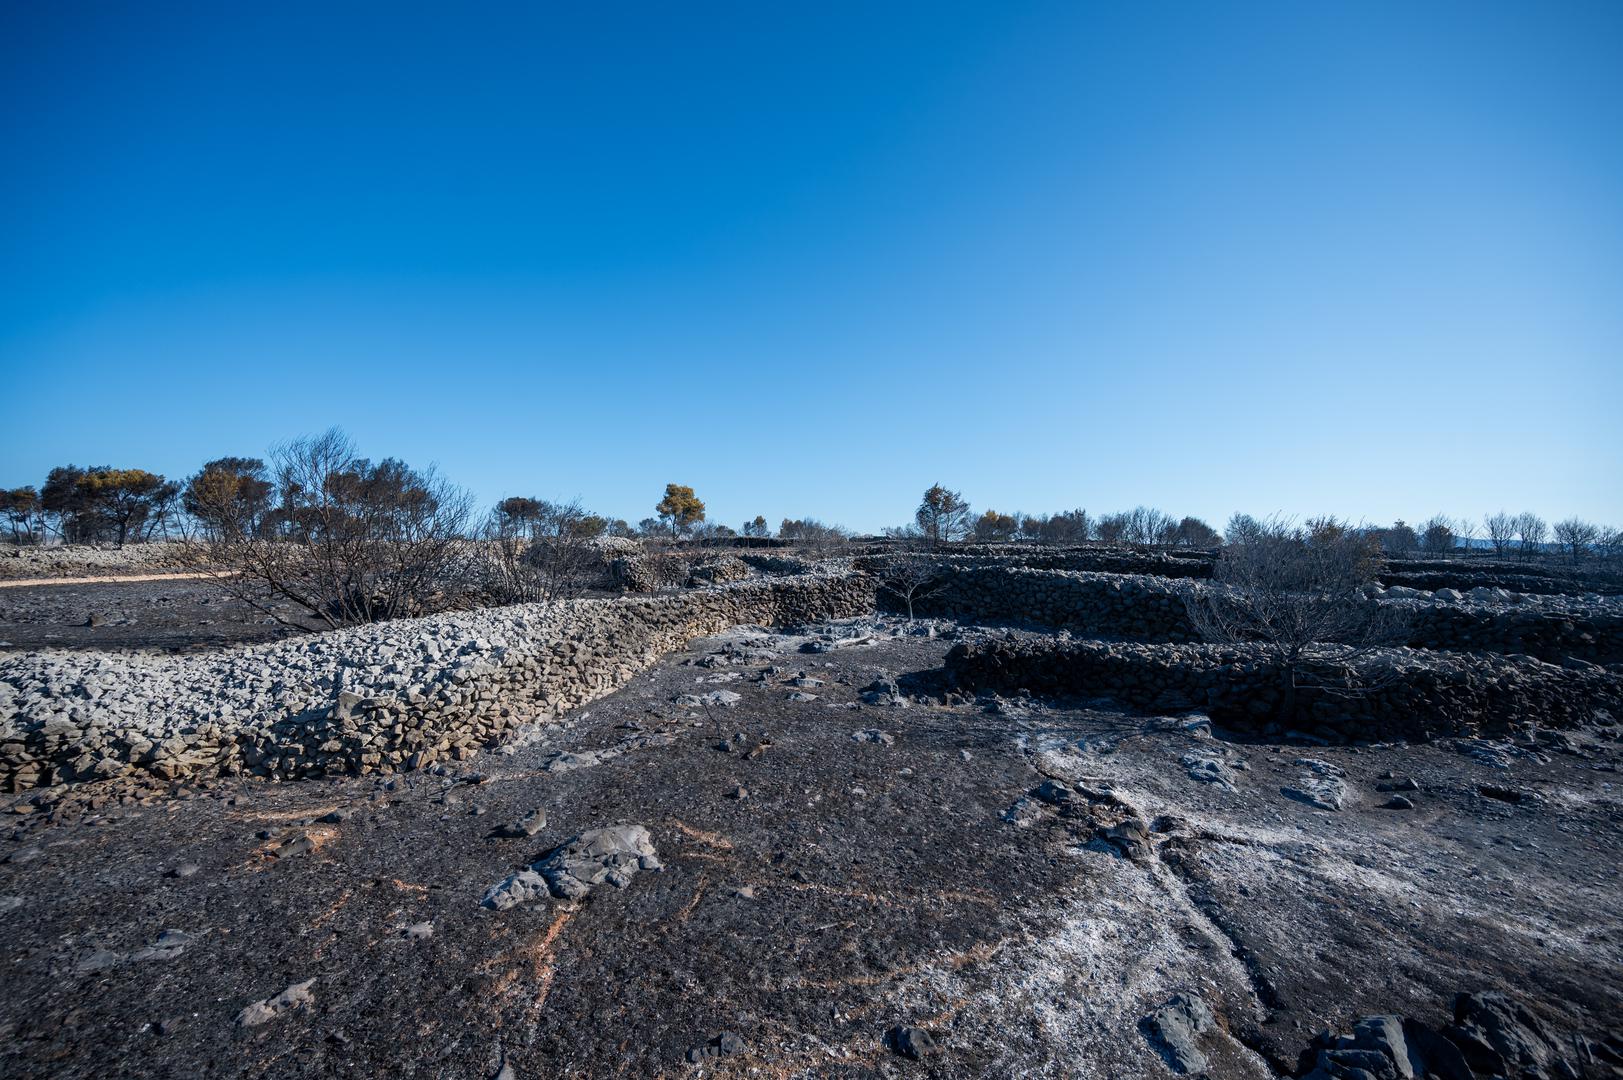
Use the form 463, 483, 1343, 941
1224, 513, 1264, 548
1185, 516, 1408, 722
1483, 512, 1517, 558
1515, 512, 1547, 560
1598, 526, 1623, 565
1096, 512, 1128, 544
187, 429, 474, 629
1552, 518, 1601, 563
873, 553, 948, 620
1120, 506, 1176, 546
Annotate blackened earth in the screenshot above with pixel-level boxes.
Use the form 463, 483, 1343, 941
1, 624, 1619, 1078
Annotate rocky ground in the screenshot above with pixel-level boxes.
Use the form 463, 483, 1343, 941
2, 620, 1618, 1079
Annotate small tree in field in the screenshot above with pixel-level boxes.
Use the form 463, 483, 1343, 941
1121, 506, 1176, 546
742, 515, 771, 538
1224, 513, 1264, 548
1096, 512, 1128, 544
874, 554, 948, 620
1170, 516, 1221, 547
655, 484, 705, 538
184, 457, 274, 540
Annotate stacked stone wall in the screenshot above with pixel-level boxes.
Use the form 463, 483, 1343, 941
1, 572, 874, 792
945, 637, 1622, 744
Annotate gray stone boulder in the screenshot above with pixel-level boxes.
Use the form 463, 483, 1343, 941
482, 869, 552, 910
534, 825, 663, 900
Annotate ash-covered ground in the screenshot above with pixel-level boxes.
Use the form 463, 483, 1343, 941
0, 578, 317, 653
2, 619, 1618, 1079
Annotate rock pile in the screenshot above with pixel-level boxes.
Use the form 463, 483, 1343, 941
482, 825, 662, 908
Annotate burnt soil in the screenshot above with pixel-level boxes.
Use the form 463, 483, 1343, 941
1, 623, 1620, 1078
0, 578, 319, 653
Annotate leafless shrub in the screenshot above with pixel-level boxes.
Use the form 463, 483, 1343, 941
779, 518, 851, 558
186, 429, 474, 629
1185, 516, 1409, 720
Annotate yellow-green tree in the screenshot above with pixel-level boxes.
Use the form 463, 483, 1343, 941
183, 458, 273, 539
655, 484, 706, 537
974, 509, 1017, 542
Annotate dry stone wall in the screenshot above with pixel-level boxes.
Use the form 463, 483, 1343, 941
873, 562, 1623, 665
945, 636, 1623, 744
1, 571, 874, 792
903, 565, 1203, 641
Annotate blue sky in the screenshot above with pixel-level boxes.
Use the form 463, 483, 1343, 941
3, 1, 1620, 534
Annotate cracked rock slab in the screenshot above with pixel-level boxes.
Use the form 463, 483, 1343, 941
1140, 993, 1215, 1074
1283, 758, 1349, 811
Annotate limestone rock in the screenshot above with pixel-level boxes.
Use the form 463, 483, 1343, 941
533, 825, 662, 900
236, 978, 315, 1027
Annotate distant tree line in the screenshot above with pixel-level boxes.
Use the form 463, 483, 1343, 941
5, 457, 1619, 569
868, 485, 1621, 565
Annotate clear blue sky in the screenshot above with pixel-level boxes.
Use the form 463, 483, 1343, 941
4, 1, 1620, 534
